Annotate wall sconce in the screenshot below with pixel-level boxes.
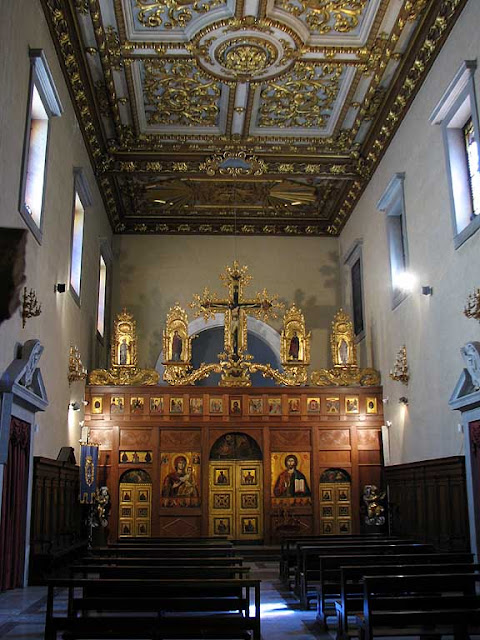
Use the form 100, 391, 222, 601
464, 288, 480, 322
421, 286, 433, 296
68, 346, 87, 385
22, 287, 42, 328
399, 396, 409, 405
390, 345, 409, 385
69, 401, 81, 411
54, 283, 66, 293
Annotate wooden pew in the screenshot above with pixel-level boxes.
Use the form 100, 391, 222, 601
356, 573, 480, 640
45, 577, 261, 640
296, 542, 434, 608
279, 535, 401, 584
74, 555, 245, 567
89, 545, 236, 557
70, 563, 251, 580
314, 551, 473, 630
334, 558, 478, 639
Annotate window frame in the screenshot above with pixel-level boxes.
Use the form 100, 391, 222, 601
430, 60, 480, 249
343, 240, 366, 342
18, 49, 63, 244
377, 172, 409, 309
69, 168, 92, 306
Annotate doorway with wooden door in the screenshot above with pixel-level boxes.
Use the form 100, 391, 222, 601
209, 433, 263, 541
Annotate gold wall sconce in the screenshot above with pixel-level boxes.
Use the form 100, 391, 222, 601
390, 345, 409, 385
464, 288, 480, 322
22, 287, 42, 328
68, 345, 87, 385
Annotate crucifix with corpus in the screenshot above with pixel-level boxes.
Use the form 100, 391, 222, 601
191, 262, 282, 363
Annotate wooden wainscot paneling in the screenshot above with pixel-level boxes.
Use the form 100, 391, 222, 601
89, 428, 113, 449
357, 428, 381, 449
270, 429, 311, 450
317, 429, 350, 448
119, 428, 153, 448
318, 450, 351, 464
161, 430, 201, 450
29, 457, 86, 583
160, 516, 202, 538
385, 456, 470, 551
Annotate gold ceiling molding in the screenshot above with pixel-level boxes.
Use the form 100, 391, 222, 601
200, 151, 268, 176
40, 0, 467, 236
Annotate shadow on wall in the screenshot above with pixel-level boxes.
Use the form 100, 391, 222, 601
192, 327, 280, 387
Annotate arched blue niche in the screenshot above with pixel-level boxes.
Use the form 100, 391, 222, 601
155, 314, 282, 387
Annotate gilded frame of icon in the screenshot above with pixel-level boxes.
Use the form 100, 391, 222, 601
288, 397, 301, 414
189, 397, 203, 415
229, 396, 242, 416
214, 517, 231, 535
248, 397, 263, 415
325, 397, 340, 414
268, 398, 282, 415
150, 397, 163, 413
366, 397, 378, 414
307, 397, 320, 413
110, 395, 124, 414
169, 397, 184, 414
91, 396, 103, 414
209, 397, 223, 414
130, 397, 144, 413
241, 516, 258, 535
214, 467, 230, 486
345, 396, 359, 414
240, 468, 257, 486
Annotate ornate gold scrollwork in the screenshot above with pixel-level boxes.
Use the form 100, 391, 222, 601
199, 151, 268, 176
275, 0, 368, 35
310, 309, 380, 387
163, 303, 195, 382
281, 304, 311, 366
88, 309, 159, 386
135, 0, 226, 29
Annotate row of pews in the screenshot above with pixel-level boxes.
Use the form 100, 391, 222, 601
280, 534, 480, 639
45, 537, 261, 639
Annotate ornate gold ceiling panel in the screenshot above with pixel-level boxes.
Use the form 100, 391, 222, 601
41, 0, 467, 235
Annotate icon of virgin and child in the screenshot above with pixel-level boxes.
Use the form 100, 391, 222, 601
162, 455, 200, 506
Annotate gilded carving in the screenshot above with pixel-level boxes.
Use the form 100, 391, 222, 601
135, 0, 226, 29
258, 64, 343, 129
275, 0, 367, 35
143, 60, 221, 127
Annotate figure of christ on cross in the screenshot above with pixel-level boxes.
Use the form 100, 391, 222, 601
192, 263, 280, 362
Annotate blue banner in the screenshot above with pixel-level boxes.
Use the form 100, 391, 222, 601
79, 443, 99, 504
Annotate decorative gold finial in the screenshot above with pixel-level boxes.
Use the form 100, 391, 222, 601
389, 345, 409, 385
68, 346, 87, 385
464, 288, 480, 322
22, 287, 42, 328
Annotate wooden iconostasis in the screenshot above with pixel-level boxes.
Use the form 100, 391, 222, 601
85, 385, 385, 542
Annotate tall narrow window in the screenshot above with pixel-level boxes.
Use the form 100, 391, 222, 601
19, 50, 62, 242
430, 60, 480, 248
464, 118, 480, 217
70, 193, 85, 298
377, 173, 410, 309
69, 169, 92, 304
97, 255, 107, 337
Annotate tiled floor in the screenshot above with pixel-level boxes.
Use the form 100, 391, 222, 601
0, 562, 477, 639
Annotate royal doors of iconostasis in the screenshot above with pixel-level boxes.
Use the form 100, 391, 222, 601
319, 468, 352, 535
118, 469, 152, 537
209, 433, 263, 541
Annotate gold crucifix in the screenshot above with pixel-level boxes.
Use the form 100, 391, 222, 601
191, 262, 282, 363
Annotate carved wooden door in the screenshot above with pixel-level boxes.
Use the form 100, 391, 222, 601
118, 482, 152, 537
209, 461, 263, 540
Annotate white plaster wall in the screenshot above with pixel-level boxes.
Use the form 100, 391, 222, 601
0, 0, 112, 459
112, 235, 340, 371
339, 1, 480, 465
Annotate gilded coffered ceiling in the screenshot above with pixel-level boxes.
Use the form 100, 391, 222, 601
41, 0, 466, 235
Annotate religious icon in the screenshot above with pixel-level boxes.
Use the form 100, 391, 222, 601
91, 396, 103, 414
111, 395, 124, 414
321, 489, 333, 502
241, 468, 257, 485
170, 397, 184, 414
322, 506, 333, 518
122, 490, 132, 502
331, 310, 357, 368
249, 397, 263, 415
366, 397, 378, 414
130, 397, 144, 413
209, 397, 223, 414
242, 517, 257, 534
171, 330, 183, 362
161, 452, 200, 507
150, 397, 163, 413
190, 397, 203, 415
121, 522, 132, 535
119, 451, 152, 464
326, 397, 340, 414
271, 453, 311, 502
119, 336, 132, 365
137, 522, 148, 535
214, 518, 230, 535
322, 521, 333, 534
339, 520, 351, 533
281, 304, 311, 367
138, 489, 149, 501
345, 396, 359, 414
268, 398, 282, 415
241, 494, 258, 509
288, 331, 300, 360
337, 488, 350, 502
214, 468, 230, 485
307, 397, 320, 413
162, 304, 192, 368
288, 397, 300, 414
229, 397, 242, 415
